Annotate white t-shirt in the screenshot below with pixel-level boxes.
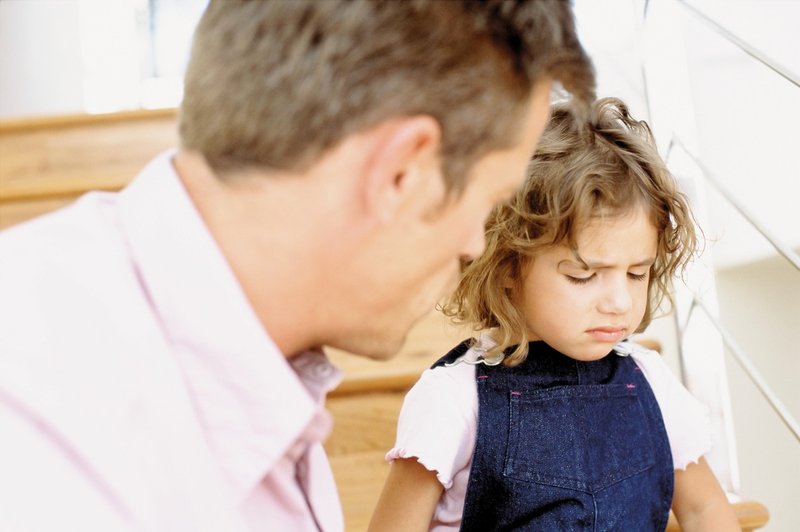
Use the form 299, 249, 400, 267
387, 336, 712, 532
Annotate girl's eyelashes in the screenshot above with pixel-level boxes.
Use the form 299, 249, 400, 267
566, 274, 595, 285
565, 271, 649, 284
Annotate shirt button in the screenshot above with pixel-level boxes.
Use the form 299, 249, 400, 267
312, 363, 334, 379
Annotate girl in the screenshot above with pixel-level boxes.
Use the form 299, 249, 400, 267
369, 98, 739, 531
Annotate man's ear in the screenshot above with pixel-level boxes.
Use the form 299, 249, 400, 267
361, 115, 442, 223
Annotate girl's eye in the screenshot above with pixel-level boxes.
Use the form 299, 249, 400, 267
628, 272, 648, 282
566, 274, 595, 285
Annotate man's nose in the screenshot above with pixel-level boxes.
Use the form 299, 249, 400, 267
460, 227, 487, 262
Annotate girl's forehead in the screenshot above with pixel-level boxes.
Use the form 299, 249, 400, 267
575, 206, 655, 236
554, 208, 658, 261
516, 205, 657, 265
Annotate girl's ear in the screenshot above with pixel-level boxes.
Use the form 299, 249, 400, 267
361, 115, 443, 223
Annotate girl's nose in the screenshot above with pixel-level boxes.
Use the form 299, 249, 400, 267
598, 277, 633, 315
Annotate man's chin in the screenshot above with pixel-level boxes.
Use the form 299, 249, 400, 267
327, 333, 409, 362
362, 334, 408, 361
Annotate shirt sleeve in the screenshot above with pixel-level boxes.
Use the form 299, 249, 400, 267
630, 348, 713, 470
386, 362, 478, 489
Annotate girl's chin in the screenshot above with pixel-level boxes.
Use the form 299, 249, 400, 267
565, 347, 615, 362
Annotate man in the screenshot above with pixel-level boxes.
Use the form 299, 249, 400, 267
0, 1, 594, 530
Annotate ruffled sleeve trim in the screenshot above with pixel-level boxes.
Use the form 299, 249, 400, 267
385, 447, 456, 489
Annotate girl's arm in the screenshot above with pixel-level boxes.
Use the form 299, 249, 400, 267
672, 457, 740, 531
368, 457, 444, 532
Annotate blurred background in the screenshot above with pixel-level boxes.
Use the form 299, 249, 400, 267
0, 0, 797, 529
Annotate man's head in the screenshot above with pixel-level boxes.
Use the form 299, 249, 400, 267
176, 0, 596, 360
180, 0, 594, 192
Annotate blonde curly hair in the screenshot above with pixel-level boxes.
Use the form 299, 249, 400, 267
444, 97, 699, 366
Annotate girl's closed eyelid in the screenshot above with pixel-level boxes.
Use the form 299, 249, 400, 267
566, 273, 595, 285
566, 271, 648, 284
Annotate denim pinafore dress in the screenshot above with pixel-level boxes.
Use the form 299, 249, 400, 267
434, 340, 674, 531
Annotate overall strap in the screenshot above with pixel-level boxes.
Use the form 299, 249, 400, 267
430, 339, 473, 370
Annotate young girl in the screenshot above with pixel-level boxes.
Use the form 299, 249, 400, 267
369, 98, 739, 531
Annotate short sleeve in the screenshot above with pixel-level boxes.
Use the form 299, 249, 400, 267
386, 362, 478, 489
629, 348, 713, 470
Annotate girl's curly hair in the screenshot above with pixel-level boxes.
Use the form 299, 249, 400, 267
443, 97, 699, 366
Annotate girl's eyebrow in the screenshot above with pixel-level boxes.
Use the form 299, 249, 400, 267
558, 257, 656, 270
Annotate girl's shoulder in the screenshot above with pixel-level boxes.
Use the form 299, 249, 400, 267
390, 339, 483, 489
614, 340, 673, 380
412, 338, 482, 397
395, 335, 494, 438
419, 331, 498, 388
613, 340, 691, 405
431, 332, 499, 368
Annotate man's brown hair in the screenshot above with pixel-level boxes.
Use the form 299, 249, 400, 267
179, 0, 594, 191
444, 98, 699, 365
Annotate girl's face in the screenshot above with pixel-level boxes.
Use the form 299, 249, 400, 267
517, 207, 658, 361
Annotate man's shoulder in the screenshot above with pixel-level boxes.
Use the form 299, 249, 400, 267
0, 191, 128, 280
0, 191, 170, 414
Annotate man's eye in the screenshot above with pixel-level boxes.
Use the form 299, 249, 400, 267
566, 274, 595, 285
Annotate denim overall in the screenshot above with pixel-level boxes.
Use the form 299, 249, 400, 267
434, 340, 674, 531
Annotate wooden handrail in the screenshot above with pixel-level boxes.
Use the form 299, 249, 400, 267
329, 367, 421, 397
0, 176, 130, 203
0, 108, 177, 134
0, 109, 179, 206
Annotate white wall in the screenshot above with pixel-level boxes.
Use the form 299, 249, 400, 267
0, 0, 205, 119
0, 0, 85, 118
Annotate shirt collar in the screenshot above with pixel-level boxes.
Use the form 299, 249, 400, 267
116, 151, 341, 500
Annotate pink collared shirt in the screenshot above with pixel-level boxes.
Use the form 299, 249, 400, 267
0, 151, 344, 531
